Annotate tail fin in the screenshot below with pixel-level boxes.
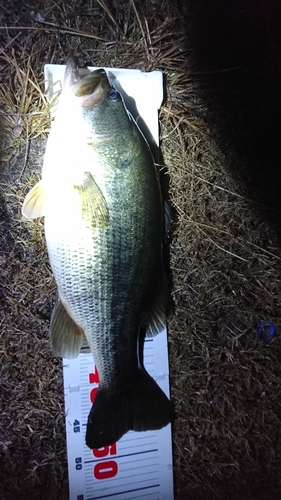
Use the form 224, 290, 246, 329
86, 368, 172, 449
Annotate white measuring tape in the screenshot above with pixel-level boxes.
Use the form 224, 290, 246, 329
64, 332, 173, 499
44, 64, 174, 500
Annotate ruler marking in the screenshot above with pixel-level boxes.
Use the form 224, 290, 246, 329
117, 441, 158, 450
121, 494, 159, 500
87, 483, 159, 500
84, 448, 158, 464
85, 476, 159, 490
120, 459, 158, 467
108, 473, 159, 483
93, 457, 158, 467
120, 465, 159, 472
120, 433, 157, 442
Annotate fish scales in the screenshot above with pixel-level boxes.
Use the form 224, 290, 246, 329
22, 57, 172, 448
46, 158, 161, 386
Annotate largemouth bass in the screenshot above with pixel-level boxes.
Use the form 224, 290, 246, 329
22, 57, 172, 449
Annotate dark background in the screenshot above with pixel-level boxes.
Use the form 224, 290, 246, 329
183, 0, 281, 236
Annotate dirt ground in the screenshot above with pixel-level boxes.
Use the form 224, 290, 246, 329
1, 1, 281, 499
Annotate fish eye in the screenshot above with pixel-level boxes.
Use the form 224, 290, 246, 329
108, 90, 121, 103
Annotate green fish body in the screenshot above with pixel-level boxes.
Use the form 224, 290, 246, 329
22, 57, 171, 448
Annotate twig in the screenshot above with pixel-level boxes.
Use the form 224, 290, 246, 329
180, 214, 247, 261
4, 30, 22, 49
130, 0, 148, 53
18, 124, 30, 180
0, 25, 110, 42
96, 0, 123, 34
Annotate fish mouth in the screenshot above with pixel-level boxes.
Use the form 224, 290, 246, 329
63, 56, 80, 87
64, 57, 111, 108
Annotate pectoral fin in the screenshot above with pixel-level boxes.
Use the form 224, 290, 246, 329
75, 171, 109, 227
22, 180, 46, 219
50, 299, 85, 359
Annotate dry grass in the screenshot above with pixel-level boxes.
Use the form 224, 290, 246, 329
1, 1, 281, 499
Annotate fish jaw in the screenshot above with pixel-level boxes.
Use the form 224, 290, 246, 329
63, 55, 80, 87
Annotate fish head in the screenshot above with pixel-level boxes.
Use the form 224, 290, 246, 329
61, 58, 139, 162
51, 57, 146, 175
63, 57, 123, 113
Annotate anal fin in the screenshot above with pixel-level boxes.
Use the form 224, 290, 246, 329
80, 332, 91, 354
50, 299, 84, 359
